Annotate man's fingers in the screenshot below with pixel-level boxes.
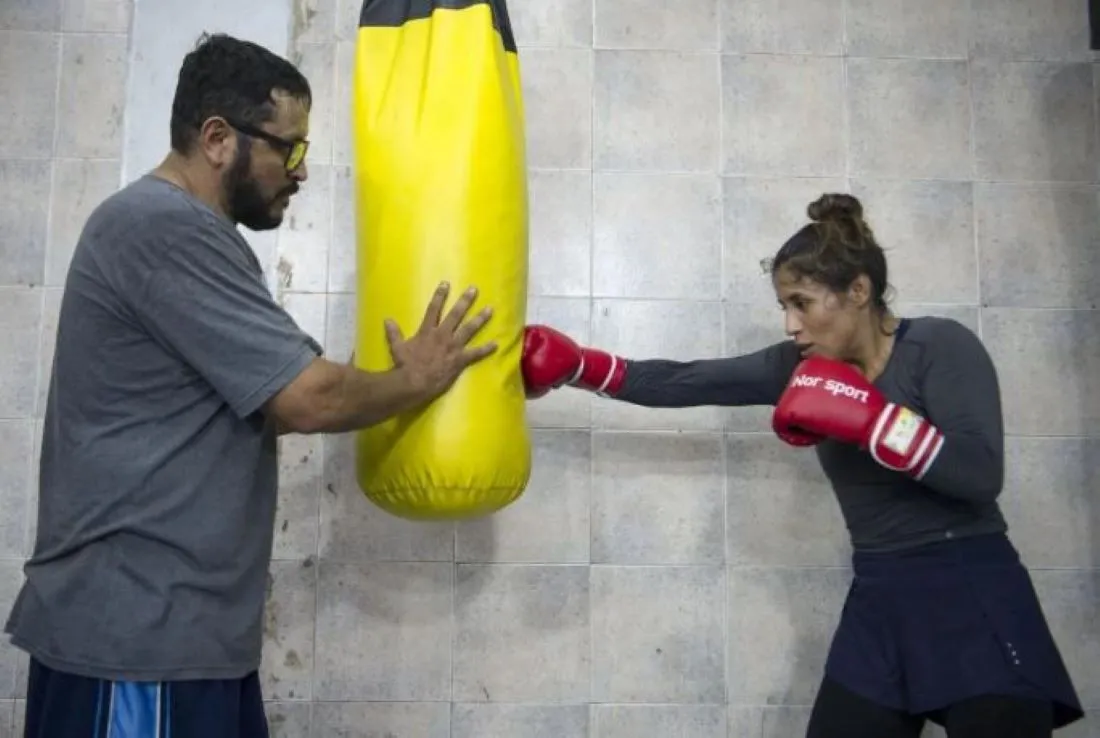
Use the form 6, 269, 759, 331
384, 318, 404, 348
440, 286, 479, 334
453, 307, 493, 346
462, 341, 498, 366
418, 282, 450, 333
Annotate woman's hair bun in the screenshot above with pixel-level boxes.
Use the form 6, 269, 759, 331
807, 193, 863, 223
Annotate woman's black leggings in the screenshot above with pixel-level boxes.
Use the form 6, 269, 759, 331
806, 677, 1055, 738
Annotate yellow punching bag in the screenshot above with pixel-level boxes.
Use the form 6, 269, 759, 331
350, 0, 531, 519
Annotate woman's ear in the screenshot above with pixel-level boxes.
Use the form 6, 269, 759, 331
846, 274, 873, 309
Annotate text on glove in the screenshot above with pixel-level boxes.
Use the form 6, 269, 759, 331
790, 375, 871, 404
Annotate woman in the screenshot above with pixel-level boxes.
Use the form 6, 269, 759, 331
521, 193, 1084, 737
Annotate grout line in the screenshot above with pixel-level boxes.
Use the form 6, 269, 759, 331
714, 0, 732, 710
588, 0, 597, 717
117, 0, 139, 188
966, 0, 983, 340
841, 0, 851, 195
27, 33, 66, 555
449, 540, 456, 729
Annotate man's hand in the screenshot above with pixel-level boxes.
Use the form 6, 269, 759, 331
265, 282, 496, 435
385, 282, 497, 399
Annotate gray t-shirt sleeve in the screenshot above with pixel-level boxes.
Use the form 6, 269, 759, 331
912, 319, 1005, 503
131, 215, 323, 420
616, 340, 801, 408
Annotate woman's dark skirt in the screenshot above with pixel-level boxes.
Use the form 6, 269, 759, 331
823, 532, 1084, 729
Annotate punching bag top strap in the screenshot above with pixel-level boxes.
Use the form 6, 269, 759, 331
359, 0, 517, 53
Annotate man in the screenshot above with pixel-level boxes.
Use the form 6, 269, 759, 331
5, 33, 495, 737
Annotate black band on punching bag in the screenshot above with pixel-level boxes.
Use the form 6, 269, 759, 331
359, 0, 516, 53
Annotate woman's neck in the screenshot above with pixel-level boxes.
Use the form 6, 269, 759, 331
850, 312, 899, 381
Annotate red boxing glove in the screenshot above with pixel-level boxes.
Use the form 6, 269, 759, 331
521, 325, 626, 399
773, 355, 945, 479
774, 424, 826, 448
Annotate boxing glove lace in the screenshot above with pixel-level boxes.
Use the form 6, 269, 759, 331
522, 325, 626, 398
773, 355, 945, 479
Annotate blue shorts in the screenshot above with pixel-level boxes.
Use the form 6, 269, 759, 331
824, 532, 1084, 729
22, 657, 269, 738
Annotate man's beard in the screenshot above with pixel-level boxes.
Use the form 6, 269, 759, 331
224, 143, 296, 232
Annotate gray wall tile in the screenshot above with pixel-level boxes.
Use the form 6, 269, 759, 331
720, 0, 844, 55
721, 55, 845, 177
0, 289, 43, 417
264, 702, 310, 738
592, 705, 726, 737
311, 702, 450, 738
0, 33, 59, 159
0, 0, 61, 31
976, 183, 1100, 309
982, 309, 1100, 436
55, 34, 127, 159
61, 0, 131, 35
1000, 437, 1100, 570
845, 0, 968, 59
511, 0, 592, 47
0, 161, 50, 287
596, 0, 718, 51
452, 705, 589, 738
593, 173, 722, 300
969, 0, 1090, 61
592, 432, 725, 565
260, 561, 316, 701
592, 565, 726, 703
847, 58, 971, 180
523, 49, 593, 169
313, 562, 452, 700
595, 50, 720, 172
453, 565, 590, 702
528, 170, 592, 297
971, 61, 1095, 182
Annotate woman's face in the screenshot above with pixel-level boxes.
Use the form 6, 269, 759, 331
773, 265, 864, 361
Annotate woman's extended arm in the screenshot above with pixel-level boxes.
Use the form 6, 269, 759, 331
521, 324, 799, 408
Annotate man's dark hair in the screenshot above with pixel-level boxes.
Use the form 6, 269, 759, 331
169, 33, 312, 154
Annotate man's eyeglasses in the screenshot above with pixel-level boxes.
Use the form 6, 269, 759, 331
224, 119, 309, 172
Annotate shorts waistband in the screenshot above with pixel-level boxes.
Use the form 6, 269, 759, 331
851, 531, 1019, 577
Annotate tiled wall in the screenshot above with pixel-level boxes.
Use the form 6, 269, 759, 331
1, 0, 133, 733
2, 0, 1099, 736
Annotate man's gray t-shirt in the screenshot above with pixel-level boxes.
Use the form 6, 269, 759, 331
4, 174, 322, 682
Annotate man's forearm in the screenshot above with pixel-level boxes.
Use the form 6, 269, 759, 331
311, 363, 429, 433
268, 358, 433, 435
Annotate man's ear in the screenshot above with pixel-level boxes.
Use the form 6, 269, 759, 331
197, 117, 236, 167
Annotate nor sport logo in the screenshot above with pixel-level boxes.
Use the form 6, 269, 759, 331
789, 374, 871, 404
